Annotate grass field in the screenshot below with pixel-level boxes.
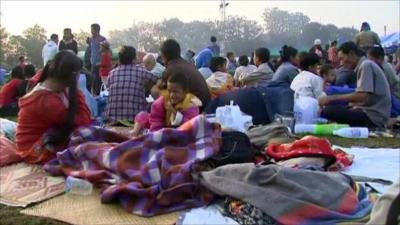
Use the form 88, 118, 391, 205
0, 115, 399, 224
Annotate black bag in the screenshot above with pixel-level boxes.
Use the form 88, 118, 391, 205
210, 131, 255, 167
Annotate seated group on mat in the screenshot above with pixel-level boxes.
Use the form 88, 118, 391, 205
1, 25, 399, 224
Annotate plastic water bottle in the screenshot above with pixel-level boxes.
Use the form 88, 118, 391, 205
295, 124, 349, 135
65, 176, 93, 195
333, 127, 369, 138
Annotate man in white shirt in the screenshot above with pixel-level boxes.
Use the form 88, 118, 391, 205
42, 34, 59, 66
143, 53, 165, 78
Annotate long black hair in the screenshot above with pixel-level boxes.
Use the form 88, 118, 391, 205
280, 45, 298, 63
38, 50, 82, 147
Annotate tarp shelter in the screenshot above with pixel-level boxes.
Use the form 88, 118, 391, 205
380, 32, 399, 55
380, 32, 399, 47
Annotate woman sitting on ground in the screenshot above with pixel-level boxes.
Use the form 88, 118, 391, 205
0, 66, 25, 117
272, 45, 300, 85
132, 73, 201, 136
290, 52, 326, 99
16, 51, 92, 164
206, 57, 234, 98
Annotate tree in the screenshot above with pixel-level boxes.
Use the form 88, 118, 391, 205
5, 35, 27, 67
263, 8, 310, 34
337, 27, 358, 44
22, 24, 47, 67
179, 20, 214, 53
73, 30, 91, 51
0, 26, 8, 66
213, 16, 265, 56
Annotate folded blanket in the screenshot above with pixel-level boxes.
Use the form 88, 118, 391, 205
198, 163, 372, 225
44, 115, 221, 216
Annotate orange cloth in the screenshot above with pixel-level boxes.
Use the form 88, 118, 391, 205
16, 87, 91, 164
206, 72, 234, 99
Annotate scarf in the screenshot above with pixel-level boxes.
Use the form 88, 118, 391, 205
160, 91, 201, 126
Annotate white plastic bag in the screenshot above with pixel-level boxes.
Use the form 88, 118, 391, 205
0, 118, 17, 141
293, 96, 319, 124
214, 101, 253, 132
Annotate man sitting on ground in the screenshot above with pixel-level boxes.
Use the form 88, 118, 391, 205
319, 42, 391, 128
143, 54, 165, 78
104, 46, 158, 123
153, 39, 211, 108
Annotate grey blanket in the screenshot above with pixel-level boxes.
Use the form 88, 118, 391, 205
198, 163, 358, 223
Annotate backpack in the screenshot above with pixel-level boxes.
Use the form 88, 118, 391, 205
209, 131, 255, 167
246, 123, 297, 149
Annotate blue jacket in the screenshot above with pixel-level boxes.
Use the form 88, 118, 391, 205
195, 48, 213, 69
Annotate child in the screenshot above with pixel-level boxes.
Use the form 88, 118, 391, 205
290, 53, 326, 99
0, 66, 25, 116
132, 73, 201, 136
226, 52, 237, 75
206, 56, 234, 98
99, 41, 112, 84
319, 64, 336, 91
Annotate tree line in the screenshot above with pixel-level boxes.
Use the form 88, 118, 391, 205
0, 7, 358, 69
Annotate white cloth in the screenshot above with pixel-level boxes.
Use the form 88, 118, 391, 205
42, 40, 59, 66
234, 65, 257, 82
150, 63, 165, 78
290, 70, 326, 99
198, 67, 213, 80
342, 147, 400, 193
179, 205, 239, 225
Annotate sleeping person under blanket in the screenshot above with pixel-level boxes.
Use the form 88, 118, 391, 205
132, 73, 202, 136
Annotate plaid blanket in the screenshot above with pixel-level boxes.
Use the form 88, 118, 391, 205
44, 115, 221, 216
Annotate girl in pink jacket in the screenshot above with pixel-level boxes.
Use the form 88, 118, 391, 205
132, 73, 202, 136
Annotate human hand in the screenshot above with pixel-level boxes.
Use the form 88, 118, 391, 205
318, 96, 331, 107
165, 101, 176, 113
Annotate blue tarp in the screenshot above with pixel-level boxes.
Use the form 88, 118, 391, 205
380, 32, 399, 47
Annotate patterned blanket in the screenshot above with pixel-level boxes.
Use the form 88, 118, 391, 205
44, 115, 221, 216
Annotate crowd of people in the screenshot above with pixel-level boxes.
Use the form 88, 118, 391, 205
0, 21, 399, 164
0, 21, 399, 225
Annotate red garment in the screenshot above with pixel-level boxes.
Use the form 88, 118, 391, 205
30, 69, 43, 86
328, 47, 339, 68
266, 135, 353, 170
18, 63, 27, 70
100, 51, 112, 77
16, 88, 92, 164
0, 79, 23, 106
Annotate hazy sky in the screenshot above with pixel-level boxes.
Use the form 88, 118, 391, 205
1, 0, 399, 37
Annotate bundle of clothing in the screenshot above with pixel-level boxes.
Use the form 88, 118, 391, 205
44, 115, 221, 216
196, 163, 374, 225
